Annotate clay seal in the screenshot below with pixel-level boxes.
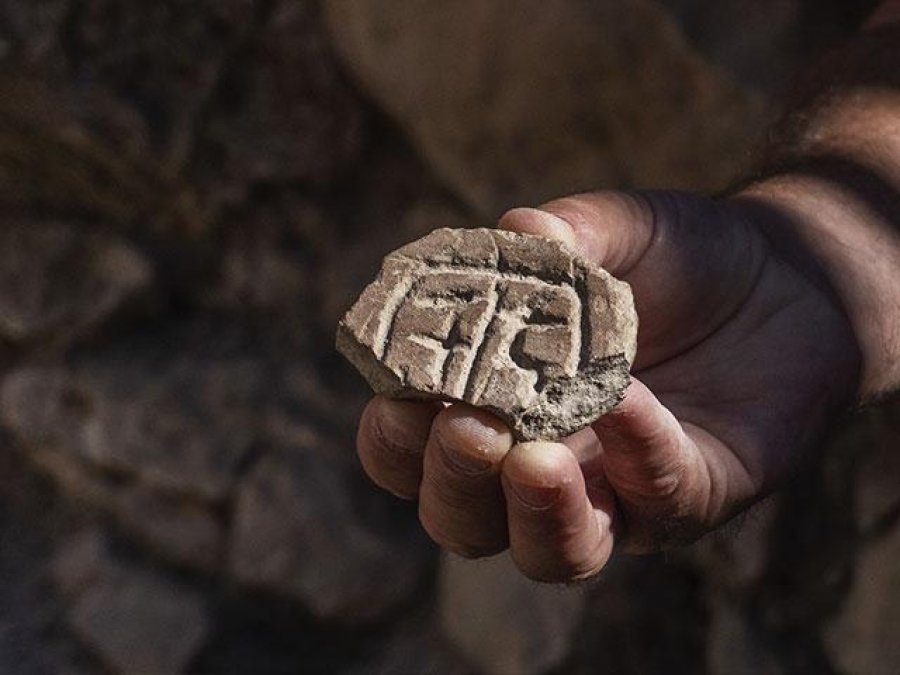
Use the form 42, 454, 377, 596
336, 228, 637, 441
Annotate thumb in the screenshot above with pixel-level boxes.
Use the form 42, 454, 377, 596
590, 379, 713, 553
497, 191, 657, 276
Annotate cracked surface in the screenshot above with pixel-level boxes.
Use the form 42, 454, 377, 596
337, 228, 637, 440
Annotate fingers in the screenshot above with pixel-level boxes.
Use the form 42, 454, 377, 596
498, 191, 656, 276
357, 395, 442, 499
360, 397, 618, 579
418, 404, 514, 557
501, 442, 615, 582
591, 379, 711, 552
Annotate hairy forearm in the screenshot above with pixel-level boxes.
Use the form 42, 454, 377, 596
734, 7, 900, 400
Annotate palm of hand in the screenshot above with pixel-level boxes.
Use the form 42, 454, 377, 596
542, 191, 857, 552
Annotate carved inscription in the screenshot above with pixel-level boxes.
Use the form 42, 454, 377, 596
336, 228, 637, 441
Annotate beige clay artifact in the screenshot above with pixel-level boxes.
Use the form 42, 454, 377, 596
336, 228, 637, 441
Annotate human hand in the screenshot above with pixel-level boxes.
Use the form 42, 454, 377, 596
355, 190, 859, 582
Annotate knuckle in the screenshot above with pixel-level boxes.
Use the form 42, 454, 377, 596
568, 557, 608, 582
423, 468, 500, 514
448, 540, 507, 559
418, 510, 504, 559
516, 555, 606, 584
432, 426, 497, 479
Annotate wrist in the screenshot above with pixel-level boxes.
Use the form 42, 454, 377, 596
731, 172, 900, 401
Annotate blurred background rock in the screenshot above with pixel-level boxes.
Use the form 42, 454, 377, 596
0, 1, 895, 673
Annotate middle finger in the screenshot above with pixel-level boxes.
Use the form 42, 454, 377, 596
419, 403, 513, 557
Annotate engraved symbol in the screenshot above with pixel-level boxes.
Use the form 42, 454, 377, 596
382, 269, 582, 412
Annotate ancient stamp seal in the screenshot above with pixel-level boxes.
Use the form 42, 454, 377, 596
336, 228, 637, 441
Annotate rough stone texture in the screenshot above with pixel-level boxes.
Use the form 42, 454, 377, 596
113, 487, 224, 571
66, 560, 208, 674
0, 352, 260, 503
659, 0, 880, 93
0, 220, 151, 346
824, 524, 900, 675
707, 600, 785, 675
324, 0, 764, 216
337, 228, 637, 441
439, 553, 585, 675
51, 530, 118, 599
0, 320, 431, 624
51, 530, 210, 674
689, 496, 781, 591
570, 555, 709, 674
343, 609, 473, 675
851, 404, 900, 534
229, 449, 428, 622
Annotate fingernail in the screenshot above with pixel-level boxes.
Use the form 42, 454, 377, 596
376, 398, 436, 455
510, 481, 561, 509
437, 408, 512, 475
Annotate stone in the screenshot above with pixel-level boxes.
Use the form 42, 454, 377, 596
206, 1, 363, 187
66, 562, 208, 674
823, 523, 900, 674
0, 333, 263, 503
706, 600, 785, 675
573, 556, 708, 673
113, 487, 223, 571
343, 608, 472, 675
0, 220, 151, 346
688, 496, 781, 590
850, 402, 900, 534
50, 529, 116, 599
439, 552, 585, 675
336, 228, 637, 441
27, 446, 224, 571
228, 449, 429, 623
324, 0, 763, 216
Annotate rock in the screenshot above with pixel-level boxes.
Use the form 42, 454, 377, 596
26, 442, 224, 572
113, 487, 223, 571
337, 228, 636, 440
688, 496, 781, 590
66, 559, 208, 674
324, 0, 763, 216
659, 0, 875, 95
0, 74, 209, 236
0, 220, 151, 346
343, 608, 473, 675
850, 402, 900, 533
0, 333, 263, 502
228, 449, 428, 623
823, 523, 900, 674
50, 529, 116, 599
707, 600, 785, 675
205, 1, 363, 187
439, 552, 585, 675
574, 556, 708, 673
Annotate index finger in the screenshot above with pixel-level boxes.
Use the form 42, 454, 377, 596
357, 395, 443, 499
